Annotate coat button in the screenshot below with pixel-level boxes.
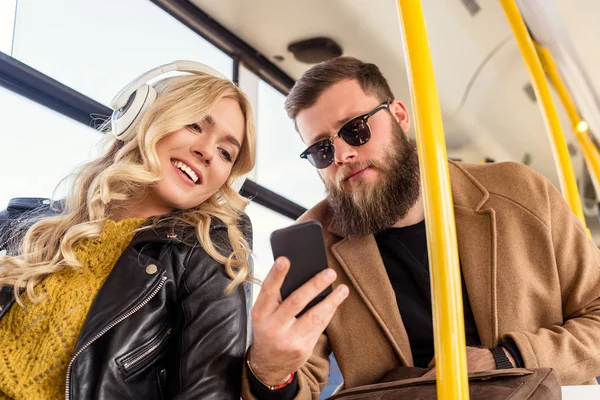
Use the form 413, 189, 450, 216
145, 264, 158, 275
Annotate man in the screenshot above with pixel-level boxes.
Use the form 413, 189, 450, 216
242, 57, 600, 399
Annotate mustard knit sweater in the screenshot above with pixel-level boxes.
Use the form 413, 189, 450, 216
0, 218, 144, 400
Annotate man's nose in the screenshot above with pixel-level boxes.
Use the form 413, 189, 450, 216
333, 137, 358, 166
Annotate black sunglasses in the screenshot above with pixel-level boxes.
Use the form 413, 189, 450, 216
299, 101, 391, 169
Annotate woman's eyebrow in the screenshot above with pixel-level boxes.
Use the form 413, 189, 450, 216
205, 114, 241, 149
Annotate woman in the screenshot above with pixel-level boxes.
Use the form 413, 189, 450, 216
0, 61, 256, 399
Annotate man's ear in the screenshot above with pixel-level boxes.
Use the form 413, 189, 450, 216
389, 100, 410, 133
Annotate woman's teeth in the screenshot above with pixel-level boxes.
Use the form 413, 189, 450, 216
172, 160, 199, 183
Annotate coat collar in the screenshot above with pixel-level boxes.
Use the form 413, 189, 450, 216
299, 161, 492, 228
302, 161, 491, 236
299, 161, 500, 363
129, 214, 232, 247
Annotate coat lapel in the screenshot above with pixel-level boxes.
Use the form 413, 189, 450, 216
450, 162, 499, 348
454, 207, 498, 348
74, 226, 177, 352
74, 246, 165, 351
75, 218, 228, 351
331, 234, 413, 366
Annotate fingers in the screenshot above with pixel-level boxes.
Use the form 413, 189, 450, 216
252, 257, 290, 318
292, 284, 349, 336
427, 357, 436, 368
248, 266, 348, 386
273, 267, 340, 323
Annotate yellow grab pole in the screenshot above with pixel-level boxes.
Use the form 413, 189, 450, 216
535, 44, 582, 129
501, 0, 586, 226
535, 43, 597, 237
396, 1, 469, 399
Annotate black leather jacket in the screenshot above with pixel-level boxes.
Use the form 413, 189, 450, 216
0, 198, 251, 399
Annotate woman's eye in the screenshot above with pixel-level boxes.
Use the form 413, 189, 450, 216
187, 123, 202, 133
219, 148, 233, 163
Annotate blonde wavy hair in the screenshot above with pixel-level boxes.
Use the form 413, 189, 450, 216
0, 73, 257, 305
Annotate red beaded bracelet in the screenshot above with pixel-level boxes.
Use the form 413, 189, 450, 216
268, 372, 296, 391
246, 357, 296, 391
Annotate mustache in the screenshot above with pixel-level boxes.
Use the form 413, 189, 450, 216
334, 159, 385, 188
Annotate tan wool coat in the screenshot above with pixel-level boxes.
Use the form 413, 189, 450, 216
242, 161, 600, 399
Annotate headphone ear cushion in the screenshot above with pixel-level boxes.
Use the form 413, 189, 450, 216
111, 85, 157, 141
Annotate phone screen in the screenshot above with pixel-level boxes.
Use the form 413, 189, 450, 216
270, 221, 333, 317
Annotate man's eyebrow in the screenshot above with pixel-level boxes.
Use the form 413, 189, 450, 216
336, 110, 365, 127
311, 132, 333, 143
309, 111, 366, 144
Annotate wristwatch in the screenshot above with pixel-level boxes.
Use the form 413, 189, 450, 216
491, 347, 514, 369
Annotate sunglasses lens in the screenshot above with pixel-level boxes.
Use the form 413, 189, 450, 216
306, 140, 334, 169
340, 119, 371, 146
302, 116, 374, 169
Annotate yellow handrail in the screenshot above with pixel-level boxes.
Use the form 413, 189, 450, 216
535, 43, 597, 238
396, 1, 469, 399
500, 0, 586, 227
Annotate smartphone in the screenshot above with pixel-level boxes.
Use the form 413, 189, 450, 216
270, 221, 333, 317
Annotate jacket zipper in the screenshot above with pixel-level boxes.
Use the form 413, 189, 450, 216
65, 274, 167, 399
121, 326, 172, 373
158, 368, 167, 400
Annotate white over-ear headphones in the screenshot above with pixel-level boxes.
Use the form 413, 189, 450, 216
110, 60, 248, 193
109, 60, 229, 142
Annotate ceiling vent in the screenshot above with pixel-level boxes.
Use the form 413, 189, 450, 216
288, 37, 343, 64
460, 0, 481, 17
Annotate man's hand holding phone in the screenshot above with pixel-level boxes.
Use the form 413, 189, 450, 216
248, 257, 349, 386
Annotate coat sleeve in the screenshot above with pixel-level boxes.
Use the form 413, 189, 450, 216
174, 237, 248, 399
503, 176, 600, 385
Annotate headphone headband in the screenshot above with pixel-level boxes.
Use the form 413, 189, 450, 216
110, 60, 230, 142
110, 60, 229, 110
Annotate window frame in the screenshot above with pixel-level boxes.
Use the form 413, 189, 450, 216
0, 1, 304, 219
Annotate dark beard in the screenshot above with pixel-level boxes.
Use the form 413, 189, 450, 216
325, 121, 420, 235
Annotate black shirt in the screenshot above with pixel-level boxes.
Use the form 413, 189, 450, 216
374, 220, 481, 367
